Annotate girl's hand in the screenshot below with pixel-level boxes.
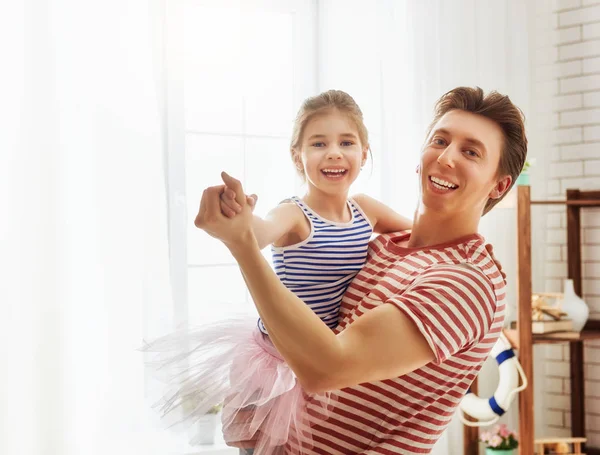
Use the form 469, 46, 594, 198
194, 172, 258, 253
220, 187, 258, 218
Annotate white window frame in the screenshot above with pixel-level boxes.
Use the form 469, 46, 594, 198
165, 0, 318, 326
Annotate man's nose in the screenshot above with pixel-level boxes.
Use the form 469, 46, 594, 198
436, 146, 457, 168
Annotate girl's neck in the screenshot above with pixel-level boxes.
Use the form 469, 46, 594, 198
302, 188, 350, 223
408, 204, 480, 248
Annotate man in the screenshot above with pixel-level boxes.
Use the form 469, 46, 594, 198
196, 87, 527, 454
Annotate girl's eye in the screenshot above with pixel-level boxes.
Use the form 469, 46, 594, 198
341, 141, 354, 146
464, 149, 479, 158
432, 137, 446, 146
312, 142, 326, 147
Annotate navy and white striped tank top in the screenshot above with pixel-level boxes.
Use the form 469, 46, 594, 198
258, 196, 373, 334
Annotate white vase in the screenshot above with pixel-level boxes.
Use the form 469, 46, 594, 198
192, 413, 220, 445
562, 279, 589, 332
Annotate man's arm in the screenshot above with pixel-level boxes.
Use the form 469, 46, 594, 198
235, 246, 435, 393
237, 242, 495, 393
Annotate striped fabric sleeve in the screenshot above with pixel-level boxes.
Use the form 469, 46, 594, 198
386, 263, 497, 364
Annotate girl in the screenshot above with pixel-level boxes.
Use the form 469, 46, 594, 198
144, 90, 412, 454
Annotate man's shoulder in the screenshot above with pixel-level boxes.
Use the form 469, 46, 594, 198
459, 237, 506, 293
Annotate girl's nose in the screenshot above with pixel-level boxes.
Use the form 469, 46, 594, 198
326, 147, 343, 159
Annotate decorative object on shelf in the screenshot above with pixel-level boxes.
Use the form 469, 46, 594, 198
192, 403, 222, 445
516, 158, 535, 186
534, 436, 586, 454
460, 334, 527, 427
479, 424, 518, 454
531, 293, 566, 321
561, 279, 589, 332
510, 319, 573, 334
515, 292, 574, 334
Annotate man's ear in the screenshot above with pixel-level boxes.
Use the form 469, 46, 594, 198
489, 175, 512, 199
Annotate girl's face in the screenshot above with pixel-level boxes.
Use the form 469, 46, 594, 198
293, 110, 368, 197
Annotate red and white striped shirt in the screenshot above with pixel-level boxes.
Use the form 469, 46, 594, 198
290, 231, 506, 454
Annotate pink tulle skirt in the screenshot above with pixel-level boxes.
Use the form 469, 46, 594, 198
142, 315, 333, 454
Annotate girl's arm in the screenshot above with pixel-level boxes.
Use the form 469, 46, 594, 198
249, 204, 302, 250
208, 190, 302, 251
352, 193, 413, 234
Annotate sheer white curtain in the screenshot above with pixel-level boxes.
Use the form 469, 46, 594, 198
1, 1, 175, 454
318, 0, 531, 452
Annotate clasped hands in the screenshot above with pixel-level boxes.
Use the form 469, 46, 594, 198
193, 172, 258, 253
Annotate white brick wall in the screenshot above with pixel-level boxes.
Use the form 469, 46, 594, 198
533, 0, 600, 443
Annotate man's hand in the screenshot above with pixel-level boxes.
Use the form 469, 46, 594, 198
194, 172, 258, 253
485, 244, 507, 283
220, 187, 258, 218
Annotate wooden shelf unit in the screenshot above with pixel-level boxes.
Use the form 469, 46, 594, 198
463, 187, 600, 455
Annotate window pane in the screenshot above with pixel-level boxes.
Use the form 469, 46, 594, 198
317, 2, 382, 133
242, 11, 295, 136
184, 6, 243, 133
244, 137, 297, 218
171, 0, 317, 325
187, 266, 257, 325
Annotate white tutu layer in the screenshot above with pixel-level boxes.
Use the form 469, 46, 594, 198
142, 315, 334, 454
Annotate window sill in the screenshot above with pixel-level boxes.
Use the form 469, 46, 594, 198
185, 443, 238, 455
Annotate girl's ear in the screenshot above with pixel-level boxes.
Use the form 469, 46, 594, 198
291, 148, 303, 171
362, 146, 369, 167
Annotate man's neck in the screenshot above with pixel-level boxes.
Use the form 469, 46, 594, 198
408, 206, 480, 248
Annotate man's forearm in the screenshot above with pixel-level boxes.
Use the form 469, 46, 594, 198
232, 243, 342, 386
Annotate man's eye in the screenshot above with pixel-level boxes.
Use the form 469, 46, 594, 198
465, 149, 479, 157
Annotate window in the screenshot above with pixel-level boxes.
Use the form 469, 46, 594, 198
166, 0, 318, 325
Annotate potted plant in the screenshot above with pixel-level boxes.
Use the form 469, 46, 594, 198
480, 424, 519, 454
191, 403, 223, 445
516, 158, 535, 186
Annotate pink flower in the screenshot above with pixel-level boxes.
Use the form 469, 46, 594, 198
499, 424, 511, 438
489, 435, 503, 448
480, 432, 491, 443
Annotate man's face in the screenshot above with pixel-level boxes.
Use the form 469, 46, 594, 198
419, 109, 509, 217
